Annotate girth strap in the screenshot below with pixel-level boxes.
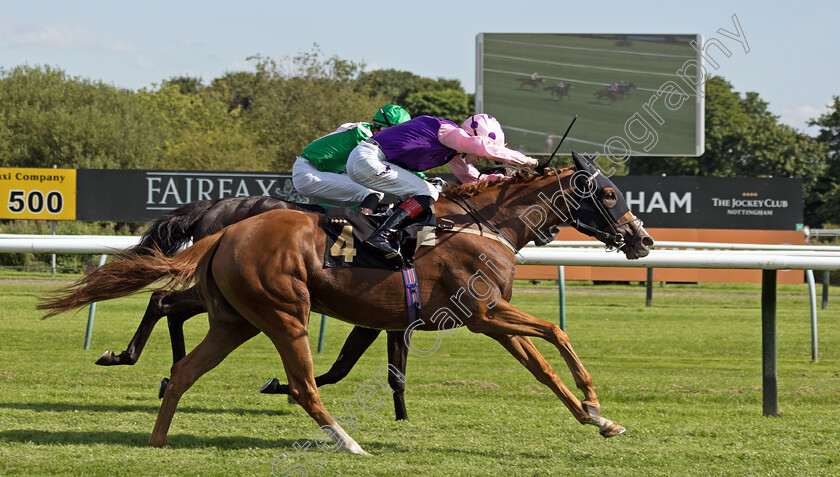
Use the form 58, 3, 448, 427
401, 265, 422, 326
435, 221, 518, 255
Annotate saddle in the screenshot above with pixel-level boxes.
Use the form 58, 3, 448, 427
322, 207, 435, 270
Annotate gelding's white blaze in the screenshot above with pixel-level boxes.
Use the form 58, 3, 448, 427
328, 423, 370, 456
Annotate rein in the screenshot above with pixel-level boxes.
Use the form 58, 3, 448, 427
440, 191, 519, 254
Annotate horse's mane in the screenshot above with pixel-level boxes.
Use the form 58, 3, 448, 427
441, 166, 573, 199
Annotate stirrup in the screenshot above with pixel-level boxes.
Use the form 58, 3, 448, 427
364, 235, 404, 267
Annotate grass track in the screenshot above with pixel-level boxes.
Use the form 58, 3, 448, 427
1, 276, 839, 476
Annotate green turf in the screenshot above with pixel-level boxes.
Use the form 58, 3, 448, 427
1, 277, 839, 476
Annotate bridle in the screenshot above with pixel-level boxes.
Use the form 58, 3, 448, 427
564, 166, 643, 252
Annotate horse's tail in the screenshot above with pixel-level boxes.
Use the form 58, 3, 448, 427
126, 199, 222, 256
38, 232, 225, 319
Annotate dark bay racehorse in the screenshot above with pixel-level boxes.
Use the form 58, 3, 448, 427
594, 83, 636, 104
544, 83, 572, 100
593, 88, 620, 104
95, 197, 414, 418
518, 77, 545, 90
40, 153, 653, 454
617, 82, 636, 99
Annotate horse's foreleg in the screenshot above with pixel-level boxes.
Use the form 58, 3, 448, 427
149, 317, 259, 447
487, 333, 587, 422
468, 301, 623, 437
386, 329, 410, 421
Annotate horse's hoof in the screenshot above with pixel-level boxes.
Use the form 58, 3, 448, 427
599, 420, 626, 438
259, 378, 280, 394
95, 350, 116, 366
582, 402, 626, 438
158, 378, 169, 399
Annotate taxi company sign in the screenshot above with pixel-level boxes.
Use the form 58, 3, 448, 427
0, 167, 76, 220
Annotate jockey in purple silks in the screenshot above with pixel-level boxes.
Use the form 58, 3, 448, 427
291, 104, 411, 215
346, 113, 538, 265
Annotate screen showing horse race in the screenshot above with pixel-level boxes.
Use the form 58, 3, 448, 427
476, 33, 704, 157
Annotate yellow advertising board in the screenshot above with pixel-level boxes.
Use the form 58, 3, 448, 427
0, 168, 76, 220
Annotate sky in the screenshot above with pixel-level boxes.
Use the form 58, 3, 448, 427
1, 0, 837, 135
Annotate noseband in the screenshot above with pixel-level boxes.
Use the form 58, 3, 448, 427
551, 165, 643, 252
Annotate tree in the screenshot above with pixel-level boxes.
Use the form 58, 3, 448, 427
627, 76, 827, 224
807, 95, 840, 226
244, 49, 383, 171
402, 89, 473, 120
0, 65, 164, 169
135, 79, 269, 171
356, 69, 467, 114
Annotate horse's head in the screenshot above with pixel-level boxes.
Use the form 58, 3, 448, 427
565, 152, 653, 259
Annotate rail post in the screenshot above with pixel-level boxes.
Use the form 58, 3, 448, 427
557, 266, 566, 331
317, 314, 327, 353
84, 254, 108, 350
761, 269, 778, 417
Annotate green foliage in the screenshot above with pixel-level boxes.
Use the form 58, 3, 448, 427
245, 49, 383, 171
135, 79, 269, 171
807, 95, 840, 226
356, 68, 465, 110
627, 77, 828, 224
402, 89, 472, 121
0, 65, 164, 169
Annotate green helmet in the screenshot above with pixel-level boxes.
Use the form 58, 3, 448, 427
372, 104, 411, 129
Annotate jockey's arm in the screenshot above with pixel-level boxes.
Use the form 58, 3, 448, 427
438, 123, 537, 183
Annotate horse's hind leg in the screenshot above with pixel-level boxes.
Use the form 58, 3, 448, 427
96, 290, 170, 366
96, 288, 206, 367
386, 329, 409, 421
265, 319, 369, 455
260, 326, 382, 396
149, 316, 259, 447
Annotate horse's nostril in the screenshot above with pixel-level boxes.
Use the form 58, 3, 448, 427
641, 236, 654, 248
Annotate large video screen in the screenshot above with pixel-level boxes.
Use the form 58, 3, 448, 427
476, 33, 704, 157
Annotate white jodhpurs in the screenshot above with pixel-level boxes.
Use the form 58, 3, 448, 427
291, 157, 383, 206
346, 140, 438, 201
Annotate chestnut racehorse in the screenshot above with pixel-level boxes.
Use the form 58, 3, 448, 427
40, 153, 653, 454
95, 168, 525, 421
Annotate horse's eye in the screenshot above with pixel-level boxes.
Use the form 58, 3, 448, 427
603, 188, 618, 208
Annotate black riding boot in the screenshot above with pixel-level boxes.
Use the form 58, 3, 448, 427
363, 207, 411, 266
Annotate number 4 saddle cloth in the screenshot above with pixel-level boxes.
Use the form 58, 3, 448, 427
322, 206, 436, 270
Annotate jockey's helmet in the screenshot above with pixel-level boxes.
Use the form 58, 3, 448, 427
372, 104, 411, 130
461, 113, 505, 146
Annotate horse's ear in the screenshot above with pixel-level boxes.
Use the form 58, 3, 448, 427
572, 151, 595, 174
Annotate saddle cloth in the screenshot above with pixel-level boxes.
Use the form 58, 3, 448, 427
323, 207, 435, 270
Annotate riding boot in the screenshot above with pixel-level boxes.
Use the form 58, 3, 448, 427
363, 207, 411, 266
364, 196, 433, 267
357, 193, 380, 216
